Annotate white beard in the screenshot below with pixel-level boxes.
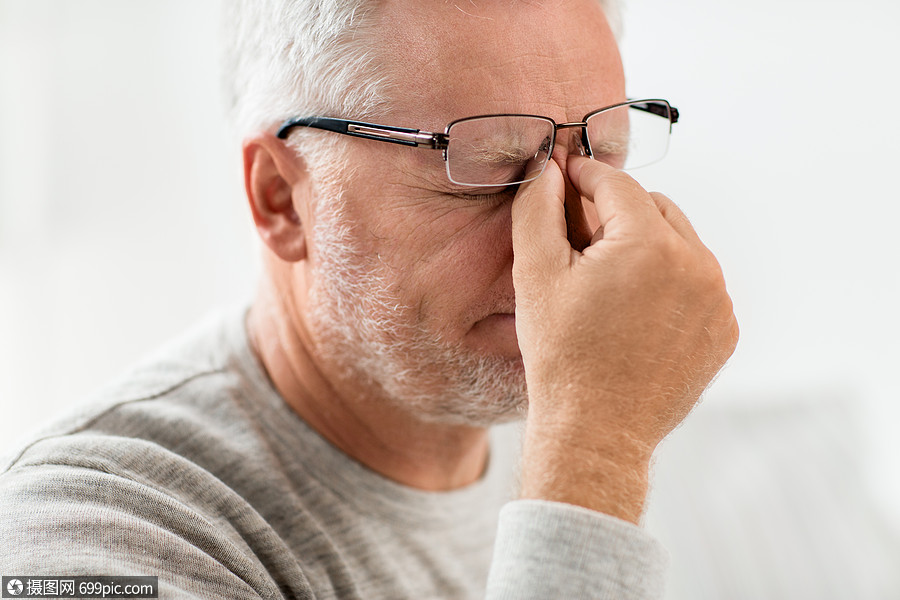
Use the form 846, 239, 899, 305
305, 187, 527, 427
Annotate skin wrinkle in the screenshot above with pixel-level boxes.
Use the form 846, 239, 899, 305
396, 162, 517, 205
376, 5, 623, 125
371, 163, 515, 269
452, 3, 494, 20
243, 0, 725, 501
368, 199, 500, 275
304, 164, 527, 426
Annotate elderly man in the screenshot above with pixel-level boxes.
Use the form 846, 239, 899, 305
0, 0, 737, 598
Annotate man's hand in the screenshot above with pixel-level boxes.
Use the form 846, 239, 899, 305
511, 156, 739, 524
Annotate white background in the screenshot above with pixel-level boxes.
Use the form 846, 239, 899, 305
1, 0, 898, 531
617, 0, 900, 530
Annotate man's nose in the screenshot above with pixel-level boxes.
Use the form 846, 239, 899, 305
549, 125, 587, 175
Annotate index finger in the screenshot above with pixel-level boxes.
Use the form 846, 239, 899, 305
511, 157, 572, 277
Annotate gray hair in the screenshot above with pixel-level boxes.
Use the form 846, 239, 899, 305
222, 0, 623, 143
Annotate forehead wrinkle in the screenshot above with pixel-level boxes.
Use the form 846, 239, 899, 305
377, 0, 620, 116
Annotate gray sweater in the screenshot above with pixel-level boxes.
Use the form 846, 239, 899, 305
0, 309, 667, 599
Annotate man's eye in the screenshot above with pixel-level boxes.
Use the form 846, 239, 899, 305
453, 185, 519, 204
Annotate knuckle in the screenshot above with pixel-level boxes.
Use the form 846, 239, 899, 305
699, 259, 727, 294
648, 232, 692, 274
648, 191, 672, 209
730, 316, 741, 349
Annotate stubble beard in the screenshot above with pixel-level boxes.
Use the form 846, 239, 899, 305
305, 185, 528, 428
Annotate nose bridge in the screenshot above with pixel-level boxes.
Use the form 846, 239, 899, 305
551, 122, 588, 162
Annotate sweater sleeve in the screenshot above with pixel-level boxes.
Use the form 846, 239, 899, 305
486, 500, 668, 600
0, 444, 313, 600
2, 456, 667, 600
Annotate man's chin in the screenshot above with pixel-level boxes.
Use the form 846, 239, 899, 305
412, 396, 528, 428
398, 355, 528, 428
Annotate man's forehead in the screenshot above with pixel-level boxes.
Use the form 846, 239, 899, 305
373, 0, 624, 128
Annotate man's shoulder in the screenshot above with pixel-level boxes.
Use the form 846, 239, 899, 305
1, 307, 270, 479
0, 308, 311, 593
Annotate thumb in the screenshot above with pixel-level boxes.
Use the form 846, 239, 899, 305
511, 158, 572, 283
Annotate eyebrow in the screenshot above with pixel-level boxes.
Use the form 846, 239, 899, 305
456, 143, 534, 165
588, 137, 629, 156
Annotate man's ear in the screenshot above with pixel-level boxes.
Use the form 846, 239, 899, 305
243, 133, 311, 262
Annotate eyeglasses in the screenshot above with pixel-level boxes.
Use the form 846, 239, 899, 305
276, 99, 678, 187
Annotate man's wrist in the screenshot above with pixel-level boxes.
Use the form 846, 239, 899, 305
519, 423, 653, 524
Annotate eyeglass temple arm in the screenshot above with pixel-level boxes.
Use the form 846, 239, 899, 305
627, 100, 679, 124
276, 116, 449, 149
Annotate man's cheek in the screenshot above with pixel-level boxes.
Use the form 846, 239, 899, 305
377, 203, 502, 270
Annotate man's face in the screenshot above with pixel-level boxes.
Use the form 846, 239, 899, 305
303, 0, 625, 426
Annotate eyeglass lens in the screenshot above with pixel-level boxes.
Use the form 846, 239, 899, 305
445, 115, 555, 187
585, 103, 670, 172
444, 102, 671, 187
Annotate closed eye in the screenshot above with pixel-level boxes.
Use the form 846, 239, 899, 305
588, 138, 629, 169
450, 184, 519, 205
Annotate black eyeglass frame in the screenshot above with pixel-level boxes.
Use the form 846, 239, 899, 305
276, 99, 679, 186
